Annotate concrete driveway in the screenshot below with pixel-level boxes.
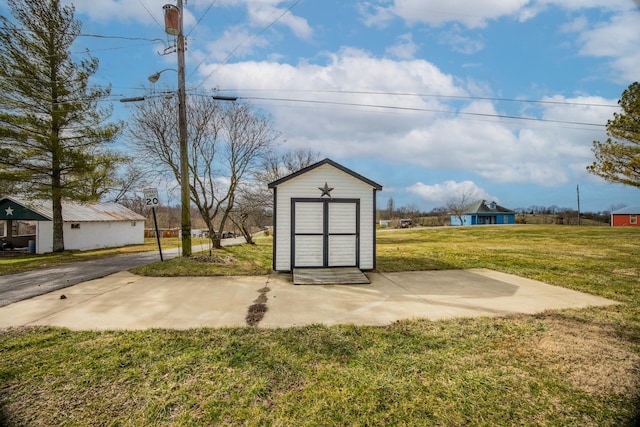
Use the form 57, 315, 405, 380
0, 241, 241, 307
0, 269, 616, 330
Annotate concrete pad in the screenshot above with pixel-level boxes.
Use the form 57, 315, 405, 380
0, 269, 618, 330
261, 269, 618, 327
0, 271, 143, 328
0, 273, 268, 330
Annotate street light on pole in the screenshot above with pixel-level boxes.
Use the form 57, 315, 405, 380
148, 68, 177, 84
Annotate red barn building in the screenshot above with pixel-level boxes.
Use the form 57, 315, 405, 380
611, 206, 640, 227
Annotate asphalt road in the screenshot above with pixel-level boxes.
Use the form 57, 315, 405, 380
0, 240, 242, 307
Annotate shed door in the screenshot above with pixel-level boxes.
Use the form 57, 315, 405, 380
292, 199, 359, 268
293, 201, 324, 267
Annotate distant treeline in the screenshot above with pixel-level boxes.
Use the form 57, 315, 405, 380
377, 204, 615, 227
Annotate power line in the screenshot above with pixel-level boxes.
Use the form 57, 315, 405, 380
187, 12, 246, 81
193, 0, 305, 89
137, 0, 164, 31
217, 88, 620, 108
185, 0, 218, 37
1, 26, 165, 43
78, 34, 164, 43
245, 99, 606, 133
231, 95, 607, 127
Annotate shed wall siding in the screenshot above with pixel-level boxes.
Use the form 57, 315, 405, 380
63, 221, 144, 251
274, 164, 375, 271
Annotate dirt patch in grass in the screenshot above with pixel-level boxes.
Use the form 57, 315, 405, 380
533, 313, 640, 397
191, 254, 237, 265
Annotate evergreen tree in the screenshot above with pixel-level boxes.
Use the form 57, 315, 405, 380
587, 82, 640, 189
0, 0, 122, 251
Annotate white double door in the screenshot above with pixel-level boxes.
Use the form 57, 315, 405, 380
292, 199, 359, 268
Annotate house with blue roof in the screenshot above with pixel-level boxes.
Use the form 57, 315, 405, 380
450, 200, 516, 226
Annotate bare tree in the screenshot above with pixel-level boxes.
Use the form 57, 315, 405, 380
446, 183, 482, 225
252, 149, 321, 187
107, 162, 151, 204
227, 182, 267, 244
229, 149, 321, 244
386, 197, 395, 219
127, 95, 278, 249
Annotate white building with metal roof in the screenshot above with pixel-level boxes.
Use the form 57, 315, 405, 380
0, 196, 146, 254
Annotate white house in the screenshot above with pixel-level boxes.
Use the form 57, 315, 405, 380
268, 158, 382, 272
0, 196, 146, 254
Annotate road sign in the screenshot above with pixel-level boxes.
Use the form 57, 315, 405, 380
143, 188, 160, 208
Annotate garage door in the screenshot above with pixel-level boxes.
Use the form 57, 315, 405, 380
292, 199, 359, 268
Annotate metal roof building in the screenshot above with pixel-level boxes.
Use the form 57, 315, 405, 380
0, 196, 146, 253
611, 205, 640, 227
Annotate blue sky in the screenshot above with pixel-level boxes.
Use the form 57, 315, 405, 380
5, 0, 639, 212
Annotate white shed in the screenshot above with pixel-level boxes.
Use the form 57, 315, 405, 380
0, 196, 146, 254
268, 158, 382, 272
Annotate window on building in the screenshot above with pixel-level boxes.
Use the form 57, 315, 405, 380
631, 215, 637, 225
71, 223, 81, 229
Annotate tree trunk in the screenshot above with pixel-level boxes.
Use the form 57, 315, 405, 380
211, 233, 222, 249
51, 173, 64, 252
51, 139, 64, 252
239, 225, 254, 245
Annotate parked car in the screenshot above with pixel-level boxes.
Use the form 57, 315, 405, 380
221, 231, 235, 239
0, 237, 13, 251
399, 218, 412, 228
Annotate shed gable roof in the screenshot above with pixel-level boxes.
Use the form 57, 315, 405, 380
0, 196, 146, 222
268, 158, 382, 190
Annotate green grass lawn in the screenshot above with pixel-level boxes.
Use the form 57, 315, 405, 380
1, 226, 639, 426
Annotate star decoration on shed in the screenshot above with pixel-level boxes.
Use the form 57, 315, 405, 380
318, 182, 334, 198
5, 206, 13, 216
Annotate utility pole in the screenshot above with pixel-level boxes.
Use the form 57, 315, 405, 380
577, 184, 581, 226
159, 1, 235, 256
121, 2, 236, 257
176, 0, 191, 256
163, 0, 191, 256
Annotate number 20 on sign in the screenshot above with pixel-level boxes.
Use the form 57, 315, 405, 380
144, 188, 159, 208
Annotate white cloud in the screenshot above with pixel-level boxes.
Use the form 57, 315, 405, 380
245, 3, 313, 39
202, 25, 270, 62
69, 0, 191, 27
382, 0, 530, 28
559, 16, 589, 33
385, 33, 419, 59
363, 0, 637, 29
357, 2, 397, 28
407, 180, 496, 206
438, 27, 484, 54
70, 0, 311, 39
534, 0, 633, 12
574, 11, 640, 82
199, 49, 617, 188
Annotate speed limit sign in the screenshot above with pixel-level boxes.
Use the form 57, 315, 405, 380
143, 188, 160, 208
